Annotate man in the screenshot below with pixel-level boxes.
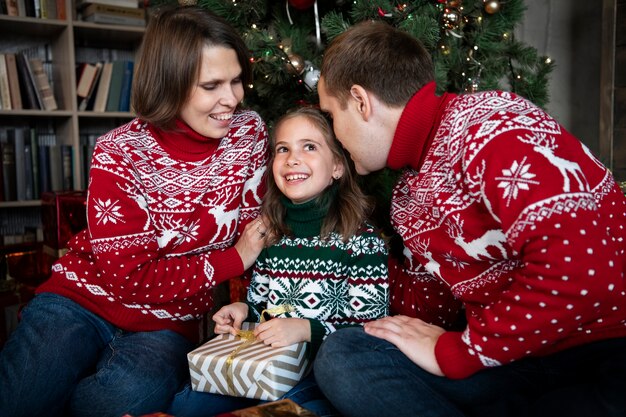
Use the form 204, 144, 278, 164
314, 20, 626, 417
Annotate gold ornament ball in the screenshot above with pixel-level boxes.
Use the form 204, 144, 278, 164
286, 53, 305, 75
443, 8, 461, 30
484, 0, 500, 14
178, 0, 198, 5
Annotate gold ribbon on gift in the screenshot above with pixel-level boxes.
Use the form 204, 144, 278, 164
225, 304, 295, 395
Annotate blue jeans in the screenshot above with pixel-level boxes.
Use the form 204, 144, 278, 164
314, 327, 626, 417
0, 293, 194, 417
168, 372, 340, 417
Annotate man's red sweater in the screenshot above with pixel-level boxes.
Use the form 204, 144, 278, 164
38, 112, 268, 341
389, 82, 626, 378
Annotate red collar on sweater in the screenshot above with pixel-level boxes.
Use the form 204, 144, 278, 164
148, 119, 220, 161
387, 81, 456, 170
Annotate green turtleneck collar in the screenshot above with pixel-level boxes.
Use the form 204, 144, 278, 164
282, 182, 338, 238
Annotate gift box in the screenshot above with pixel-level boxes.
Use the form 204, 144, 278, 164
188, 322, 310, 401
41, 191, 88, 257
215, 399, 319, 417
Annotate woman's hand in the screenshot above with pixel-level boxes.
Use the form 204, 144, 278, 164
254, 318, 310, 347
212, 302, 249, 335
364, 315, 445, 376
235, 217, 270, 270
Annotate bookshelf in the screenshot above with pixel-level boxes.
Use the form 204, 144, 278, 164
0, 1, 145, 251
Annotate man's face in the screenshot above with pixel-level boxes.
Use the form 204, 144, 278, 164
318, 77, 382, 175
317, 77, 371, 175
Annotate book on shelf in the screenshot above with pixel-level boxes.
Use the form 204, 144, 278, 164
81, 2, 144, 18
26, 0, 38, 17
76, 0, 139, 9
78, 62, 103, 111
80, 133, 98, 185
0, 54, 11, 110
0, 135, 3, 201
80, 2, 145, 26
5, 0, 19, 16
93, 61, 113, 112
82, 12, 145, 27
26, 128, 40, 199
105, 60, 126, 112
15, 53, 43, 110
56, 0, 66, 19
60, 144, 72, 191
37, 131, 55, 194
24, 141, 34, 200
1, 130, 17, 201
76, 62, 99, 100
39, 0, 57, 19
11, 128, 27, 201
39, 133, 64, 192
118, 60, 133, 112
16, 0, 26, 16
4, 54, 23, 110
31, 0, 40, 17
29, 58, 58, 111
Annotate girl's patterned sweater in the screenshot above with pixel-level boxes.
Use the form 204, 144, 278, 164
389, 81, 626, 379
246, 189, 389, 356
38, 112, 268, 341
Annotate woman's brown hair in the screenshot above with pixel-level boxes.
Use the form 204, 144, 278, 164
132, 5, 252, 129
263, 106, 373, 244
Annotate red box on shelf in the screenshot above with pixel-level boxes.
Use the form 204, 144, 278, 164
5, 246, 55, 286
41, 191, 88, 258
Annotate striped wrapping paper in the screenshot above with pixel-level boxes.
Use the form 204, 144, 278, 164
188, 323, 310, 400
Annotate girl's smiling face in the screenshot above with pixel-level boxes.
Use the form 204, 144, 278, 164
179, 44, 244, 139
272, 115, 344, 204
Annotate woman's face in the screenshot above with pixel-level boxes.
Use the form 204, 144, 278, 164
179, 44, 244, 139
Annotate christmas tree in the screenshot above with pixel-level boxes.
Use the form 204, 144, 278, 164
178, 0, 554, 128
158, 0, 555, 255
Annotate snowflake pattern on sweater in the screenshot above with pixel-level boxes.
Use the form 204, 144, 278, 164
389, 86, 626, 379
246, 196, 389, 354
38, 112, 268, 341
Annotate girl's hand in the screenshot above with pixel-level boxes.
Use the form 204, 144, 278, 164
364, 315, 445, 376
254, 318, 310, 347
235, 217, 270, 270
212, 302, 248, 335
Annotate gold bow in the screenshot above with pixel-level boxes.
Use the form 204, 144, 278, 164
225, 304, 295, 395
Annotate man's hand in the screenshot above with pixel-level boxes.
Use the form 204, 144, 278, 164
364, 315, 445, 376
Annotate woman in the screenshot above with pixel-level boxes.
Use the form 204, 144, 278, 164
0, 6, 269, 417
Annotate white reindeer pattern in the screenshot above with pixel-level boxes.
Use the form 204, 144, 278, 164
446, 214, 507, 260
117, 182, 151, 231
208, 188, 240, 243
519, 133, 588, 192
242, 166, 266, 206
156, 215, 184, 248
414, 238, 442, 278
403, 245, 415, 270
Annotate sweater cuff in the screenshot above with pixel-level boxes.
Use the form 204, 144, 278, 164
307, 319, 326, 359
434, 331, 484, 379
208, 247, 245, 285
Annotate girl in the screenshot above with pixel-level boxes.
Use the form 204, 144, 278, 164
169, 106, 390, 417
0, 6, 268, 417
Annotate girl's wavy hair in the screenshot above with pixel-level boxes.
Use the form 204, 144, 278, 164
262, 106, 373, 244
